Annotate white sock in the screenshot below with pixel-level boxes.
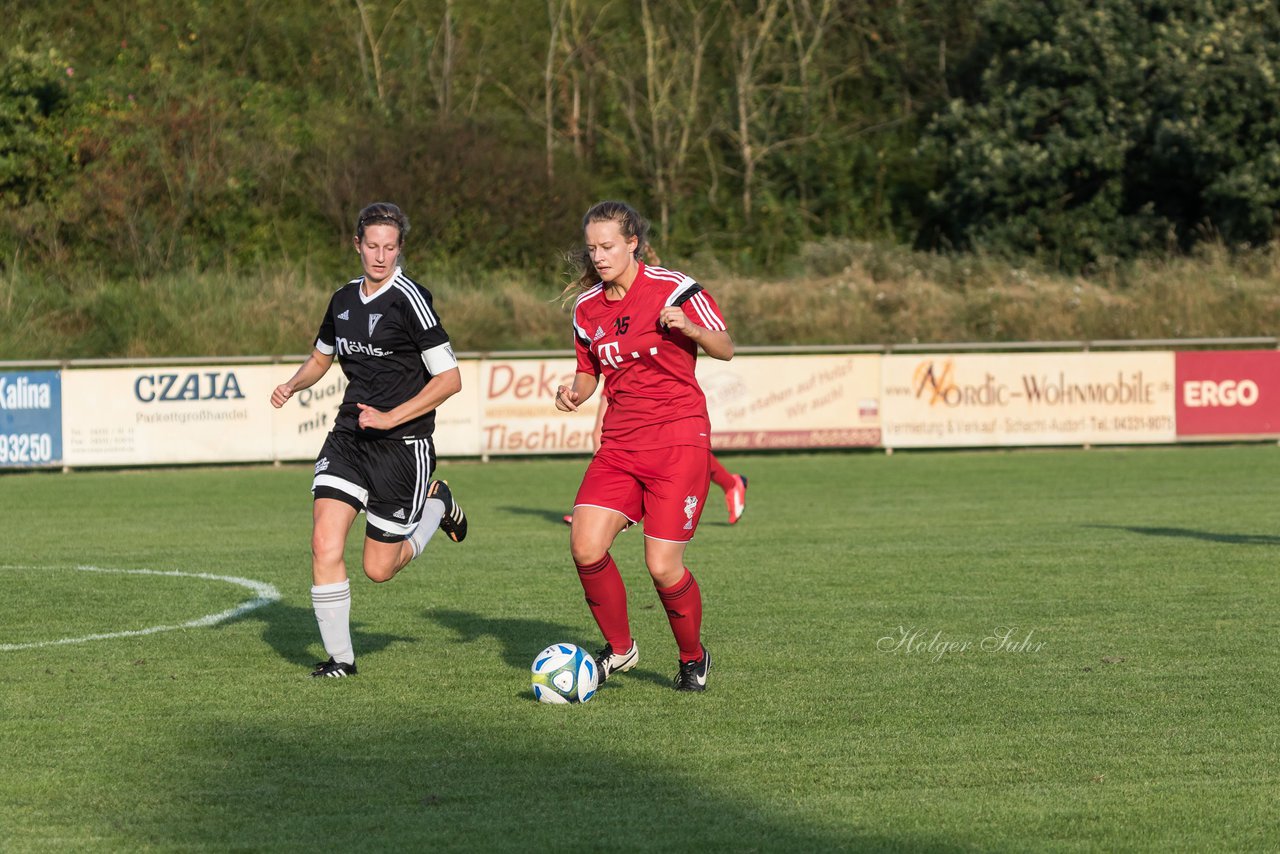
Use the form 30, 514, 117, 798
408, 498, 446, 559
311, 579, 354, 665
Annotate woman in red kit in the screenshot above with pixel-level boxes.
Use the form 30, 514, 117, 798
553, 200, 734, 692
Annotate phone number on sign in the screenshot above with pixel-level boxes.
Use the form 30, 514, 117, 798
0, 433, 55, 464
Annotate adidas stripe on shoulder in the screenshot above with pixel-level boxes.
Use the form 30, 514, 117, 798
652, 267, 726, 332
392, 273, 440, 331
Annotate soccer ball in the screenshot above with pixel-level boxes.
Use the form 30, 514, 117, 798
531, 643, 598, 704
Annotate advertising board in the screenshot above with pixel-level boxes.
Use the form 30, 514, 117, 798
479, 358, 598, 455
0, 370, 62, 468
1175, 350, 1280, 439
881, 352, 1177, 448
61, 367, 273, 466
699, 354, 881, 449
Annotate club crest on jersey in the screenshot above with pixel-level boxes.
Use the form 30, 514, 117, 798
369, 313, 383, 336
337, 310, 350, 321
683, 495, 698, 530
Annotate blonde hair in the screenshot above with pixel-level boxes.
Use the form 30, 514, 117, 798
563, 201, 651, 297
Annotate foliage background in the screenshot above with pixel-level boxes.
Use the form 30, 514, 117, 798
2, 0, 1279, 357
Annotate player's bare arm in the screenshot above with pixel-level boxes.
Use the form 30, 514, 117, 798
658, 306, 735, 361
356, 366, 462, 431
271, 348, 335, 408
555, 371, 599, 412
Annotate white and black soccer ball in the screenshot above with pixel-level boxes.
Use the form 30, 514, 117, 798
531, 642, 598, 704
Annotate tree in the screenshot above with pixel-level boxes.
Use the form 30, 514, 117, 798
599, 0, 721, 244
919, 0, 1280, 268
333, 0, 410, 110
1141, 0, 1280, 247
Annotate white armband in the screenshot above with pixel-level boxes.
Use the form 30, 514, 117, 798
422, 342, 458, 374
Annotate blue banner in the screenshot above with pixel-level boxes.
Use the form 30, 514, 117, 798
0, 371, 62, 468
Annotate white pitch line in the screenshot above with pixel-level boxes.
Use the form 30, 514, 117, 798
0, 564, 281, 652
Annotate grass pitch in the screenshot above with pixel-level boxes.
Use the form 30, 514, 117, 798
1, 446, 1277, 851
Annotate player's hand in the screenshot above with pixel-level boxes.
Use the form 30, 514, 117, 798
554, 385, 581, 412
356, 402, 392, 430
659, 306, 699, 340
271, 383, 294, 409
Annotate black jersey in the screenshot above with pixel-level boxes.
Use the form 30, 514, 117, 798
315, 267, 454, 440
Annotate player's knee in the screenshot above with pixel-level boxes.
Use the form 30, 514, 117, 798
570, 536, 607, 567
311, 530, 344, 566
363, 559, 398, 583
647, 563, 684, 588
363, 538, 411, 582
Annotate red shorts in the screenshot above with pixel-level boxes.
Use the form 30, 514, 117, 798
573, 444, 710, 542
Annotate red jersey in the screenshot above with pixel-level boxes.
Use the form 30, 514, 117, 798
572, 262, 727, 450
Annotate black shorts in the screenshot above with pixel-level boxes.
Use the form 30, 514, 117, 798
312, 427, 436, 542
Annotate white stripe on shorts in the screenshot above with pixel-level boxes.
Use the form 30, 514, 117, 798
408, 437, 433, 525
313, 474, 369, 506
366, 511, 416, 536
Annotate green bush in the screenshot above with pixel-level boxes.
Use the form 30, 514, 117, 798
919, 0, 1280, 269
0, 46, 81, 206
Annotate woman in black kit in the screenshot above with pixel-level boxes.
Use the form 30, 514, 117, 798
271, 202, 468, 678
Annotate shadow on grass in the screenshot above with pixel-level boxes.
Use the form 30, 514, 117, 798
1085, 524, 1280, 546
428, 608, 679, 691
142, 720, 950, 853
426, 607, 584, 670
496, 504, 574, 526
228, 600, 417, 668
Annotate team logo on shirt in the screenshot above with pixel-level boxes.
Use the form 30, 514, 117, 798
683, 495, 698, 530
597, 341, 623, 369
595, 340, 660, 370
369, 313, 383, 336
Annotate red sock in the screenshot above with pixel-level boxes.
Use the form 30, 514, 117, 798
575, 553, 632, 652
707, 454, 734, 492
655, 568, 703, 661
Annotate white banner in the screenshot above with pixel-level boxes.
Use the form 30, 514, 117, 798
474, 354, 880, 455
62, 367, 273, 466
263, 365, 346, 461
699, 354, 882, 449
264, 361, 484, 461
479, 358, 599, 455
881, 352, 1176, 448
60, 363, 485, 467
51, 350, 1192, 466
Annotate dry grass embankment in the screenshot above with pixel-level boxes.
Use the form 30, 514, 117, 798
2, 241, 1277, 360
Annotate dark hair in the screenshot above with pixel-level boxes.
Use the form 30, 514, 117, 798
355, 202, 409, 243
564, 200, 650, 295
